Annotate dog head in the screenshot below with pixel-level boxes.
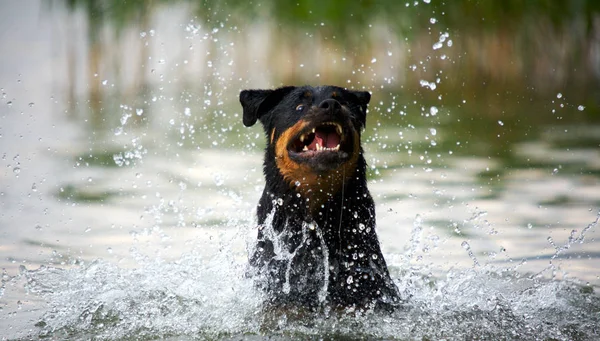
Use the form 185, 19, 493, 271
240, 85, 371, 198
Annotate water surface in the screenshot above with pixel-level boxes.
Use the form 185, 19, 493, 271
1, 0, 599, 339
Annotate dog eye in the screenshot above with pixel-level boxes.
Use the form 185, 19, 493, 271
296, 104, 305, 111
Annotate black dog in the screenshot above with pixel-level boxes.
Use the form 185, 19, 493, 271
240, 85, 400, 312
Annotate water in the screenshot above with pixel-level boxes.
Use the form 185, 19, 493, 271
1, 0, 600, 340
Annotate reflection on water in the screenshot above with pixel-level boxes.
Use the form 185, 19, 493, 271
1, 0, 600, 339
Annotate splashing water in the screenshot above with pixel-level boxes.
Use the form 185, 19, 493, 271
2, 214, 599, 340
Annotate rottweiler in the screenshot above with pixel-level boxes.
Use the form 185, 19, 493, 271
240, 85, 400, 312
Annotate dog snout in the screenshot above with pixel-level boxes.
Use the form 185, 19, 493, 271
318, 99, 341, 111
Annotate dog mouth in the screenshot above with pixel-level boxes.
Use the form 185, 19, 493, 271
289, 122, 345, 156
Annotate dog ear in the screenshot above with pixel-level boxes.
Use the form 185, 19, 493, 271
350, 90, 371, 110
349, 90, 371, 127
240, 86, 296, 127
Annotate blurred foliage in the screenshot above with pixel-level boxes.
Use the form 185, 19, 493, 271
61, 0, 600, 38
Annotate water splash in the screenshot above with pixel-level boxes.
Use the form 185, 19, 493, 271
2, 215, 599, 340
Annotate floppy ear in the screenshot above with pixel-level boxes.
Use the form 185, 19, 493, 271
240, 86, 295, 127
349, 90, 371, 127
350, 90, 371, 111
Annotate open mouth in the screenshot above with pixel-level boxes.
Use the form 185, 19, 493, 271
289, 122, 343, 155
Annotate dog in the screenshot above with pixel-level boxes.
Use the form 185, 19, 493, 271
240, 85, 400, 312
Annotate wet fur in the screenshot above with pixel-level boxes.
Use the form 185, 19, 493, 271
240, 85, 400, 312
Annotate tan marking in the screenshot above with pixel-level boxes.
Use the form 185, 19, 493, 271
274, 121, 360, 214
270, 128, 276, 144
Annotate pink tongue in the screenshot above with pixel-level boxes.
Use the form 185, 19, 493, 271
307, 131, 340, 150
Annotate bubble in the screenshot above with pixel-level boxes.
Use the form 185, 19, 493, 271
557, 93, 563, 99
577, 105, 585, 111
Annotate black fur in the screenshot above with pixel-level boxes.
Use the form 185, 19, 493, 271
240, 85, 400, 312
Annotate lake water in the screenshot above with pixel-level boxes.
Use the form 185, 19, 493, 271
1, 1, 600, 340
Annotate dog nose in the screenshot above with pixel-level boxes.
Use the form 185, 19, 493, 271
319, 99, 341, 111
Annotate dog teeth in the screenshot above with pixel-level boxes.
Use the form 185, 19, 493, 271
303, 145, 308, 151
313, 143, 341, 152
312, 128, 316, 134
335, 124, 342, 136
299, 134, 305, 142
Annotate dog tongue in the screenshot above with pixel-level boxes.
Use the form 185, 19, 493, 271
307, 129, 340, 150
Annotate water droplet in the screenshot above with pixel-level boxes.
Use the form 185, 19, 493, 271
136, 108, 144, 116
184, 107, 191, 116
498, 120, 504, 126
461, 241, 470, 249
28, 102, 35, 107
85, 227, 91, 233
527, 223, 533, 229
13, 167, 20, 176
430, 106, 438, 116
107, 247, 113, 254
34, 225, 42, 230
430, 18, 437, 24
577, 105, 585, 111
429, 128, 437, 136
346, 276, 353, 284
371, 58, 377, 63
31, 183, 37, 192
102, 80, 108, 85
557, 93, 563, 99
